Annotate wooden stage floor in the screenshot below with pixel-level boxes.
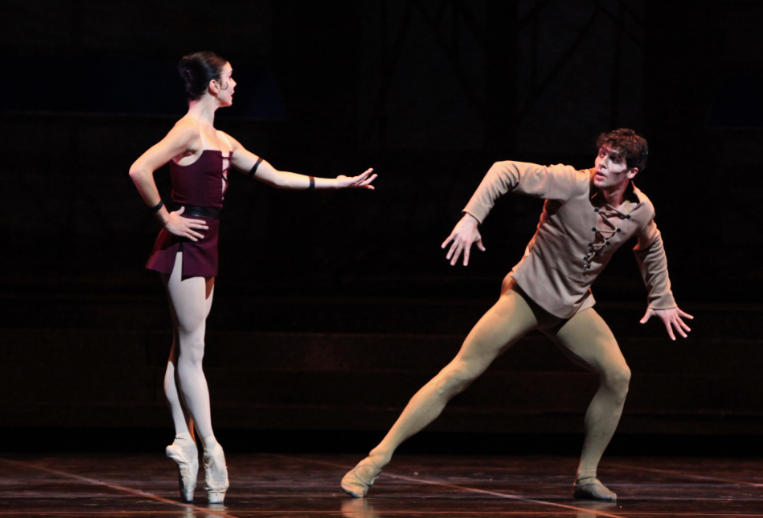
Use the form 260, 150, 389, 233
1, 453, 762, 517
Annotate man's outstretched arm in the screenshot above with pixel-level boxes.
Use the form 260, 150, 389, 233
445, 161, 580, 266
634, 218, 693, 340
462, 161, 579, 223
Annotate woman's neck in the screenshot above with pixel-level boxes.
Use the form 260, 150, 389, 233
186, 97, 219, 126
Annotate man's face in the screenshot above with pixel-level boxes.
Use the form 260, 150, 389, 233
593, 146, 638, 190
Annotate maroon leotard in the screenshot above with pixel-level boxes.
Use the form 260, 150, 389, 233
146, 128, 231, 278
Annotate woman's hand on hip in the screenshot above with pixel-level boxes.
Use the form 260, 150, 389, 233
165, 206, 209, 242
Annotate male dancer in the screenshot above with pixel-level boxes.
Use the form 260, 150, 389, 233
341, 129, 692, 501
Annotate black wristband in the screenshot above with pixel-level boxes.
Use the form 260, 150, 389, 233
248, 157, 263, 179
150, 200, 164, 213
308, 176, 315, 190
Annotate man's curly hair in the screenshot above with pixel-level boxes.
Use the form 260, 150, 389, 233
596, 128, 648, 173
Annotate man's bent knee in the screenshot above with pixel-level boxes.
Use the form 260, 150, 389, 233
603, 365, 631, 397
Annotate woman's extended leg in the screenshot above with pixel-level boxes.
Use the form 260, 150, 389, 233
162, 299, 199, 502
162, 252, 227, 503
545, 308, 631, 501
164, 301, 194, 438
162, 252, 216, 444
342, 286, 539, 497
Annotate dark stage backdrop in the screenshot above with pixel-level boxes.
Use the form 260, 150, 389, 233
1, 0, 762, 441
2, 0, 760, 302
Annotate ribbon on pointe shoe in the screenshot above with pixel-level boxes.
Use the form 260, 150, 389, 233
203, 443, 229, 504
166, 442, 199, 502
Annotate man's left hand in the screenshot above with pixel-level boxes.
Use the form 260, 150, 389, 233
640, 306, 694, 340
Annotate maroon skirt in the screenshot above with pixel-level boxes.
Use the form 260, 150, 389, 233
146, 216, 220, 278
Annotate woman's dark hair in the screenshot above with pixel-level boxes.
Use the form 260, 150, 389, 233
596, 128, 648, 173
177, 51, 228, 101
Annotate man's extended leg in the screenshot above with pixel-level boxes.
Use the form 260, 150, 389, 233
342, 286, 539, 497
545, 308, 631, 501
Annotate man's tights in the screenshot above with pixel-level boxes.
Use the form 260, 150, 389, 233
362, 285, 631, 482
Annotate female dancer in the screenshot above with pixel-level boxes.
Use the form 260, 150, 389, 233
129, 51, 376, 504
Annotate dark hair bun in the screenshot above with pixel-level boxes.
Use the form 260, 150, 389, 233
178, 51, 227, 101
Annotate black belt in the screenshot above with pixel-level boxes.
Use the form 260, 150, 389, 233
176, 204, 221, 218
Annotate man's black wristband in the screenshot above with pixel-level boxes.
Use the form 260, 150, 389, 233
248, 157, 263, 179
308, 176, 315, 190
151, 200, 164, 213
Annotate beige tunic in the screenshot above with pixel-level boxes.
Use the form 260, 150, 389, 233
463, 161, 676, 319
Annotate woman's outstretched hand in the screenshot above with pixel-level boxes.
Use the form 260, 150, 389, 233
336, 168, 377, 189
441, 213, 485, 266
164, 206, 209, 242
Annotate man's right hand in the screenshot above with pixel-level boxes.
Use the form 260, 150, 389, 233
441, 213, 485, 266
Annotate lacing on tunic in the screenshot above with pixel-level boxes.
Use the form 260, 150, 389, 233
583, 203, 632, 272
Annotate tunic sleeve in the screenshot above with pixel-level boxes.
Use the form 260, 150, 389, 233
462, 161, 579, 224
633, 217, 677, 309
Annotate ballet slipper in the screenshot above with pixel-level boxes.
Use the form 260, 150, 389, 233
573, 477, 617, 501
341, 459, 382, 498
166, 441, 199, 502
203, 443, 229, 504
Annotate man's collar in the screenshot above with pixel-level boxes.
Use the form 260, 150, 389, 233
624, 180, 640, 203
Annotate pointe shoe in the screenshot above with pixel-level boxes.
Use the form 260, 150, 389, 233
166, 442, 199, 502
341, 459, 382, 498
203, 443, 229, 504
573, 477, 617, 501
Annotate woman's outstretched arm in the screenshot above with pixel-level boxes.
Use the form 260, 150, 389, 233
223, 133, 376, 190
